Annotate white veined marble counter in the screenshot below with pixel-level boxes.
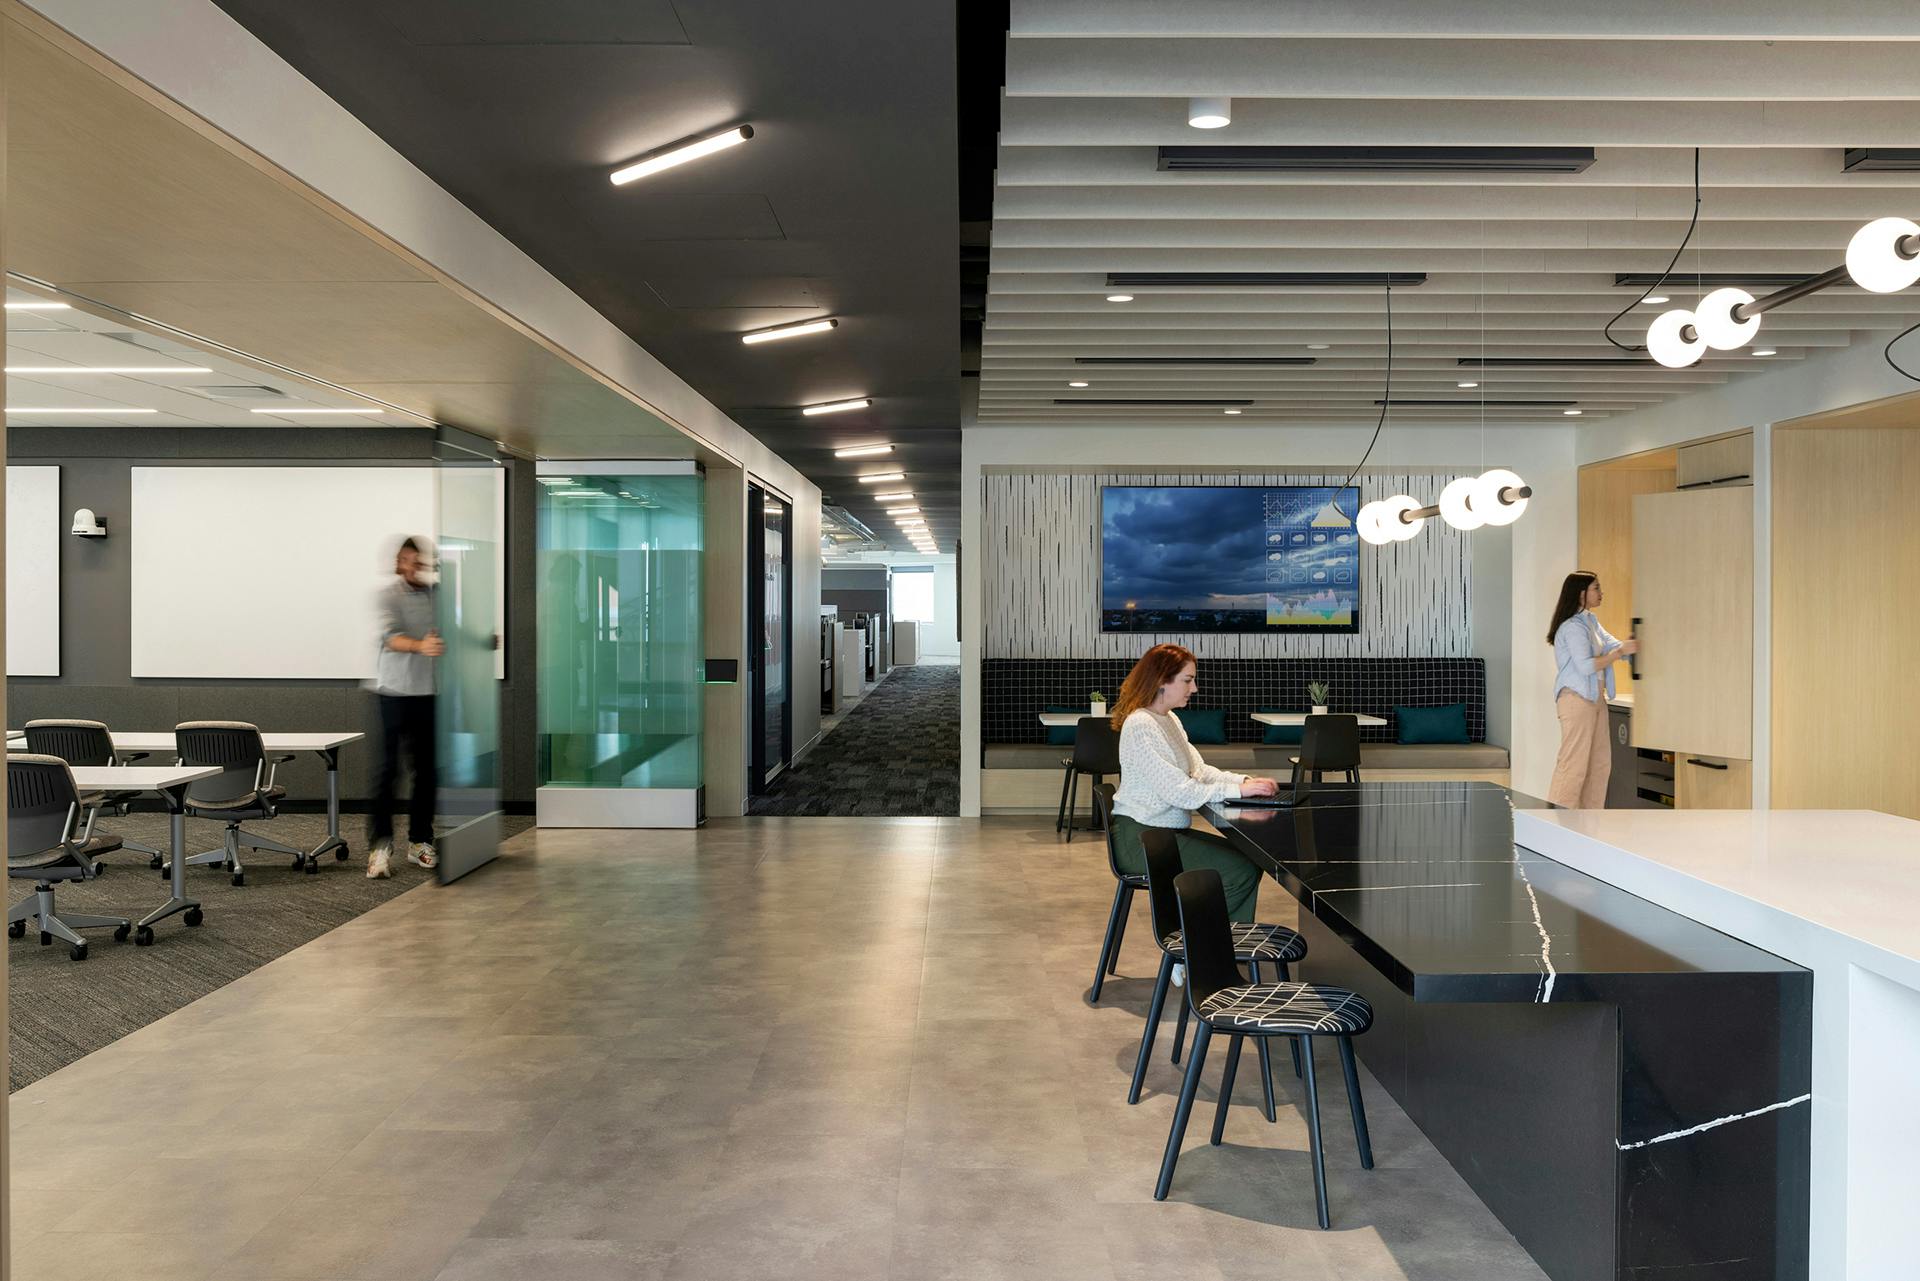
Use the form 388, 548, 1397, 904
1516, 808, 1920, 1281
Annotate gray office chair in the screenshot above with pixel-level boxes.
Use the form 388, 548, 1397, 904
23, 718, 164, 868
173, 721, 300, 887
7, 754, 133, 960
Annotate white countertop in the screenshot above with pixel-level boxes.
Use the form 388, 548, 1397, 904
1250, 711, 1388, 727
1516, 808, 1920, 985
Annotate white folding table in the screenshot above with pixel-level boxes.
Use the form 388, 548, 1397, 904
1251, 712, 1389, 728
67, 763, 218, 944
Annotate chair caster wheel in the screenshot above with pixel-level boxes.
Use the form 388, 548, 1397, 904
304, 860, 320, 875
149, 854, 163, 869
335, 848, 350, 861
291, 855, 304, 870
184, 908, 203, 928
70, 943, 87, 961
92, 861, 106, 878
41, 931, 52, 946
135, 926, 155, 947
7, 920, 24, 939
113, 923, 131, 942
230, 872, 245, 887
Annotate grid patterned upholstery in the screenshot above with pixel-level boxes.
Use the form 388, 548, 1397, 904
1163, 921, 1307, 965
983, 658, 1485, 745
1197, 983, 1374, 1035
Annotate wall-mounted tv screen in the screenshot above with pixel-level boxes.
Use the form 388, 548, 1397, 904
1101, 485, 1361, 634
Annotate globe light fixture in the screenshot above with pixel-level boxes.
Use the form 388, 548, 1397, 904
1438, 476, 1485, 530
1846, 216, 1920, 294
1647, 308, 1706, 369
1694, 288, 1761, 350
1472, 468, 1530, 527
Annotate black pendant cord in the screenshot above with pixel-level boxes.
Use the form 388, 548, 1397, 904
1887, 318, 1920, 383
1342, 281, 1393, 488
1604, 147, 1702, 355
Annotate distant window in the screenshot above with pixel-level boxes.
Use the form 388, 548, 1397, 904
892, 569, 935, 622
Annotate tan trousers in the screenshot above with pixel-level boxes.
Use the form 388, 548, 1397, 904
1548, 689, 1612, 808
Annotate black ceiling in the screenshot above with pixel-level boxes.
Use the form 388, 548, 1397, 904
209, 0, 962, 549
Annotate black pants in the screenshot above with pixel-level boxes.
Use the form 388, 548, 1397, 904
371, 694, 436, 846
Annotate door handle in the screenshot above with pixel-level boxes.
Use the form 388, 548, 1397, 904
1629, 617, 1641, 681
1685, 758, 1729, 771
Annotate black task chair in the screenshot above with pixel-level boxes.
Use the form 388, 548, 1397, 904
174, 722, 302, 887
23, 719, 164, 867
1155, 867, 1375, 1229
1290, 713, 1362, 792
7, 755, 132, 960
1057, 716, 1121, 840
1129, 827, 1307, 1107
1088, 785, 1145, 1002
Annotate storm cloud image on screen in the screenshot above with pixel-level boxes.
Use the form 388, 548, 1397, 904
1100, 486, 1360, 634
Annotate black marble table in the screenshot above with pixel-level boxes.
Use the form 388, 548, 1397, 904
1206, 781, 1811, 1281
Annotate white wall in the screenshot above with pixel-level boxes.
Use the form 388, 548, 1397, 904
924, 561, 959, 659
959, 424, 1578, 814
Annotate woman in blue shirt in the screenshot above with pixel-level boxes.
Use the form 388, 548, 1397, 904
1547, 571, 1639, 807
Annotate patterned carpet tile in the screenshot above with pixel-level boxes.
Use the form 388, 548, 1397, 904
749, 664, 959, 817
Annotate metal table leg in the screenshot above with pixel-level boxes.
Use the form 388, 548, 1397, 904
305, 746, 350, 864
136, 782, 203, 945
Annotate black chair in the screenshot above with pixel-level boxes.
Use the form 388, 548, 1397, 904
174, 721, 301, 887
1056, 716, 1120, 840
1155, 867, 1374, 1229
1290, 713, 1361, 791
1129, 827, 1307, 1107
1088, 784, 1145, 1002
7, 754, 132, 960
23, 718, 163, 867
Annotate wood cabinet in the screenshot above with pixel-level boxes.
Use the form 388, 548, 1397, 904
1675, 754, 1753, 809
1675, 434, 1753, 489
1630, 486, 1753, 762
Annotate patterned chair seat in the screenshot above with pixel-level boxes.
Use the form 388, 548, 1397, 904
1197, 983, 1373, 1035
1163, 921, 1306, 964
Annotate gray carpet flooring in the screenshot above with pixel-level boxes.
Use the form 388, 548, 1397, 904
7, 811, 531, 1091
748, 663, 960, 817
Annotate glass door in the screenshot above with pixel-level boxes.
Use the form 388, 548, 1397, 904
433, 431, 503, 882
749, 485, 792, 791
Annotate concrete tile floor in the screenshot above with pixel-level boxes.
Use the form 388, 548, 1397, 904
6, 816, 1547, 1281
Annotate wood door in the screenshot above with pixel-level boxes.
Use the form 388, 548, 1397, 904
1630, 487, 1753, 760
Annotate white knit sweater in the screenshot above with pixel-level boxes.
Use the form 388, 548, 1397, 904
1110, 708, 1247, 829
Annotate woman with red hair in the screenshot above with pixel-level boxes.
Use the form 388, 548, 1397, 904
1107, 644, 1277, 922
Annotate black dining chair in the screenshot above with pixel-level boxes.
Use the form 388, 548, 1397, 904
1154, 867, 1375, 1229
1129, 826, 1306, 1107
1290, 713, 1362, 791
1057, 716, 1121, 840
1088, 785, 1144, 1002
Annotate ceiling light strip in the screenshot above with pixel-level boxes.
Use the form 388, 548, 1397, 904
802, 397, 871, 416
610, 125, 753, 186
7, 366, 214, 374
742, 317, 837, 345
832, 444, 892, 458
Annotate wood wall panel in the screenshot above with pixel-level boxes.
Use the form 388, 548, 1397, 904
1773, 426, 1920, 818
982, 471, 1470, 660
1577, 464, 1675, 650
1632, 487, 1754, 761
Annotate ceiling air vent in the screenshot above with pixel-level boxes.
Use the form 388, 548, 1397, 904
195, 385, 288, 400
1843, 149, 1920, 172
1458, 357, 1655, 368
1377, 399, 1574, 407
1073, 356, 1316, 366
1615, 273, 1807, 289
1105, 272, 1425, 289
1158, 146, 1595, 174
1052, 398, 1254, 407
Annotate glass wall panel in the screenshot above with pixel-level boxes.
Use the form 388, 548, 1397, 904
537, 469, 703, 793
433, 439, 503, 883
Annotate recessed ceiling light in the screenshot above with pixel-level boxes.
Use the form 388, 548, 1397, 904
873, 491, 915, 502
1188, 96, 1232, 130
857, 472, 905, 484
1105, 294, 1134, 303
1563, 409, 1584, 416
7, 406, 157, 414
7, 365, 213, 374
1641, 295, 1670, 306
742, 317, 837, 345
1307, 343, 1330, 350
833, 443, 892, 458
250, 407, 384, 415
610, 125, 753, 186
1068, 380, 1089, 388
1457, 381, 1480, 389
1754, 348, 1778, 356
801, 397, 871, 416
1223, 409, 1242, 415
4, 302, 70, 311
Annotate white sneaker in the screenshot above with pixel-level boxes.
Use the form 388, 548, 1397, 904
407, 842, 439, 870
366, 843, 393, 879
1172, 963, 1186, 989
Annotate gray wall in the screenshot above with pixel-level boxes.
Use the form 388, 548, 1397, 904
7, 428, 538, 809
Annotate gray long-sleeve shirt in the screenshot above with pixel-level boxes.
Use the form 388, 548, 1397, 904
373, 579, 436, 696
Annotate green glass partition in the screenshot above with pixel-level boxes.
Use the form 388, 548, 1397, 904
433, 435, 504, 883
536, 467, 703, 798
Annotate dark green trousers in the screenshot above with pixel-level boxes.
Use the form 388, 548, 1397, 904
1108, 814, 1262, 923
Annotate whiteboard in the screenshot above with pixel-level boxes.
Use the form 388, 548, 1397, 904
129, 466, 489, 680
6, 465, 61, 675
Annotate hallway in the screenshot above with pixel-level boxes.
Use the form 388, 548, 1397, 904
749, 664, 960, 817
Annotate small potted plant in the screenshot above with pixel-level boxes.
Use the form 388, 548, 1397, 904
1089, 690, 1109, 717
1307, 681, 1331, 716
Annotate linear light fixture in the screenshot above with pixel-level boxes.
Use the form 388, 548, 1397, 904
1053, 398, 1253, 407
873, 491, 915, 502
884, 506, 920, 515
610, 125, 753, 186
801, 397, 871, 416
1376, 398, 1573, 407
1073, 356, 1315, 367
1458, 357, 1655, 368
894, 518, 925, 528
1107, 272, 1426, 289
7, 365, 213, 374
4, 301, 70, 311
7, 406, 157, 414
857, 472, 905, 484
742, 317, 837, 345
832, 443, 892, 458
250, 407, 384, 415
1157, 146, 1595, 174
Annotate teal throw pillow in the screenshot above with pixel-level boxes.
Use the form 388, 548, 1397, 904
1256, 710, 1304, 746
1395, 703, 1470, 745
1045, 706, 1084, 746
1173, 706, 1228, 745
